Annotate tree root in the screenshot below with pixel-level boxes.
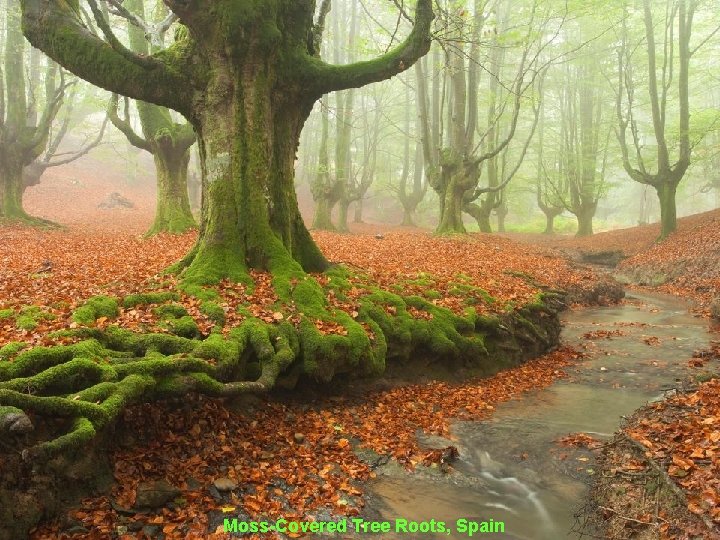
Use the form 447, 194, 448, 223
0, 270, 564, 462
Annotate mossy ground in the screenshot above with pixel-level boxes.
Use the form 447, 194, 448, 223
0, 263, 565, 462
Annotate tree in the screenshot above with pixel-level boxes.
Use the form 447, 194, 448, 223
396, 74, 428, 227
23, 82, 108, 195
22, 0, 432, 279
106, 0, 197, 236
9, 0, 450, 460
616, 0, 698, 239
544, 55, 611, 237
421, 0, 544, 234
535, 99, 564, 234
310, 96, 339, 230
0, 5, 66, 224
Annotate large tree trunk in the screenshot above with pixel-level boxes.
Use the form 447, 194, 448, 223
146, 145, 196, 236
476, 206, 493, 233
436, 175, 468, 234
179, 66, 327, 285
311, 196, 334, 230
353, 200, 363, 223
310, 96, 338, 231
336, 199, 351, 233
496, 201, 508, 233
0, 156, 29, 221
542, 208, 562, 235
575, 205, 595, 237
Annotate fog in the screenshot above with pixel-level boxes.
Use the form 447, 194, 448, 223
3, 0, 720, 237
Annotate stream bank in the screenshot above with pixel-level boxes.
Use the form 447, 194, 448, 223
349, 292, 716, 540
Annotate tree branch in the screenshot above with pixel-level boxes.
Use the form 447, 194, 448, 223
20, 0, 193, 117
46, 115, 110, 168
304, 0, 434, 96
107, 93, 153, 152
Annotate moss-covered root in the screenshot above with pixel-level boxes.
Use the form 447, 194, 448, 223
0, 322, 303, 461
0, 269, 565, 462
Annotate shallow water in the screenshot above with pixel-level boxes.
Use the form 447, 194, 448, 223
360, 292, 712, 539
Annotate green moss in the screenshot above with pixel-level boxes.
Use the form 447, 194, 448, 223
72, 296, 120, 325
15, 315, 38, 331
160, 315, 200, 338
447, 283, 495, 304
122, 291, 179, 308
200, 301, 226, 326
0, 341, 28, 361
3, 306, 57, 331
154, 303, 189, 319
423, 289, 442, 300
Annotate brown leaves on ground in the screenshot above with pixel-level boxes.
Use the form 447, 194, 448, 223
557, 432, 604, 450
314, 230, 597, 316
510, 209, 720, 316
30, 347, 582, 540
1, 224, 600, 351
627, 378, 720, 529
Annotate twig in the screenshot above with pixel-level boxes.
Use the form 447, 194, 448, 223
621, 433, 718, 533
597, 505, 659, 526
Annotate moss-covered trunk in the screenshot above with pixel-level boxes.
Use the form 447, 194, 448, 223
656, 181, 678, 239
179, 62, 327, 285
575, 204, 595, 237
543, 211, 558, 235
436, 176, 467, 234
311, 196, 334, 230
353, 199, 363, 223
0, 155, 29, 221
401, 208, 416, 227
476, 206, 493, 233
336, 199, 351, 233
146, 146, 196, 236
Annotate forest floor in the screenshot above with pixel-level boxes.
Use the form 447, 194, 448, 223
1, 168, 718, 539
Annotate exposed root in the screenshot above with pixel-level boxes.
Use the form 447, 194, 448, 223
0, 267, 565, 462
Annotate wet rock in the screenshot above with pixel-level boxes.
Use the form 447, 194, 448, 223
186, 477, 202, 490
98, 192, 134, 209
134, 479, 180, 509
142, 524, 162, 538
0, 411, 33, 434
212, 477, 237, 492
208, 485, 223, 502
227, 394, 264, 413
127, 521, 144, 532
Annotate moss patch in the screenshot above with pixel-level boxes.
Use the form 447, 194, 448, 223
72, 296, 120, 325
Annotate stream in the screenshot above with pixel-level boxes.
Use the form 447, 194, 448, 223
355, 291, 713, 539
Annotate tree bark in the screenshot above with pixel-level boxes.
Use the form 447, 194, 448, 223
656, 181, 678, 239
23, 0, 434, 282
543, 211, 557, 235
576, 203, 596, 237
146, 145, 195, 235
0, 156, 29, 221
